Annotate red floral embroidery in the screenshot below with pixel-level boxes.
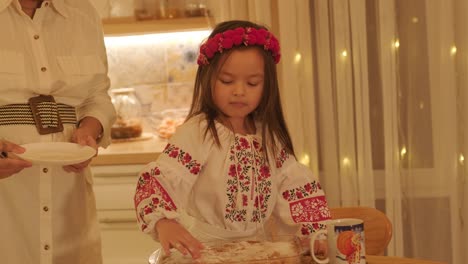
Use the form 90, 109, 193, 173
228, 164, 237, 177
258, 165, 271, 181
253, 140, 260, 150
242, 194, 248, 206
225, 136, 272, 223
169, 150, 178, 158
289, 196, 330, 223
190, 166, 200, 174
281, 181, 323, 202
301, 222, 327, 235
134, 167, 159, 206
162, 143, 201, 175
276, 148, 289, 168
253, 194, 265, 208
183, 153, 192, 164
134, 165, 178, 230
239, 137, 249, 148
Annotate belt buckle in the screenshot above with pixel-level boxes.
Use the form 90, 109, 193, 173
28, 95, 64, 135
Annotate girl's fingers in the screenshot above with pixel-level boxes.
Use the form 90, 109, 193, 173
157, 219, 203, 258
186, 245, 201, 259
177, 236, 203, 258
181, 236, 204, 258
171, 241, 188, 255
161, 241, 171, 256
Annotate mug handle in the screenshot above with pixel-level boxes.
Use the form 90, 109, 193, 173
310, 229, 329, 264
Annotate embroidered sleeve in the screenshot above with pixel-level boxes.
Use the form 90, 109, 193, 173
273, 159, 331, 236
134, 163, 180, 236
133, 117, 208, 239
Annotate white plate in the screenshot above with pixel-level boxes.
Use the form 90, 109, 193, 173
16, 142, 96, 166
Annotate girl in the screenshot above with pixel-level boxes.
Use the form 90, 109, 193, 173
134, 20, 331, 259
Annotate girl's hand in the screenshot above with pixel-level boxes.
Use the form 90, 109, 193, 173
156, 218, 204, 259
0, 139, 32, 179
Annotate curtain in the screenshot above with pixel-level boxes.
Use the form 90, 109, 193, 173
301, 0, 465, 263
207, 0, 467, 263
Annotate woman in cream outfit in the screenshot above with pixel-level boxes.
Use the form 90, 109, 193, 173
0, 0, 116, 263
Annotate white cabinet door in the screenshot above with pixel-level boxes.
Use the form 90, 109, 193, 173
92, 164, 160, 264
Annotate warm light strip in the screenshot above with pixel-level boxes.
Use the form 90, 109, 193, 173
299, 153, 310, 166
294, 52, 302, 64
450, 46, 457, 56
104, 30, 211, 47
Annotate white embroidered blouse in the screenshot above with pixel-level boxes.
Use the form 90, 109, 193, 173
135, 115, 331, 239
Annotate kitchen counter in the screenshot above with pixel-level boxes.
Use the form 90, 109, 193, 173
91, 135, 167, 166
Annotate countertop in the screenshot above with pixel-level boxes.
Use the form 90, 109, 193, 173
91, 134, 166, 166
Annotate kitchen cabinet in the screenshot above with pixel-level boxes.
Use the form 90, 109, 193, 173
92, 164, 158, 264
91, 138, 166, 264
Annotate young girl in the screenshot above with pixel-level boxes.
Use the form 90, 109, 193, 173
134, 20, 331, 259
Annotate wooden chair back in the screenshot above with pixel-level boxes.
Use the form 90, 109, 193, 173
330, 206, 393, 255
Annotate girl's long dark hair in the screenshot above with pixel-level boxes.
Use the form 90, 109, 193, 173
187, 20, 295, 162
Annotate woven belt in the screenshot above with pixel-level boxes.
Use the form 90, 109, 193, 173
0, 104, 77, 125
0, 95, 77, 134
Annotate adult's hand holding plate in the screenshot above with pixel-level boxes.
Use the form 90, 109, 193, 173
16, 142, 96, 166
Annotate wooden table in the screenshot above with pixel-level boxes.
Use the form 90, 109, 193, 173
367, 255, 446, 264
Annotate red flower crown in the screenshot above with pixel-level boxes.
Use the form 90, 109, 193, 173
197, 27, 281, 66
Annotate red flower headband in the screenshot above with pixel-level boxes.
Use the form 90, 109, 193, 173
197, 27, 281, 66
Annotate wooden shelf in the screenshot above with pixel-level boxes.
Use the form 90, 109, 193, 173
102, 16, 214, 36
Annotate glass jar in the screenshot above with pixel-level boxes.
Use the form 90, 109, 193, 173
150, 108, 188, 139
158, 0, 184, 19
134, 0, 158, 20
184, 0, 207, 17
110, 88, 143, 139
109, 0, 134, 18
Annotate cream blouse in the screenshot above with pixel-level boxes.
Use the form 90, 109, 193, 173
0, 0, 114, 147
0, 1, 115, 263
135, 115, 331, 240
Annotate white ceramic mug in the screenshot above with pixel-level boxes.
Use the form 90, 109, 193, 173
310, 218, 366, 264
